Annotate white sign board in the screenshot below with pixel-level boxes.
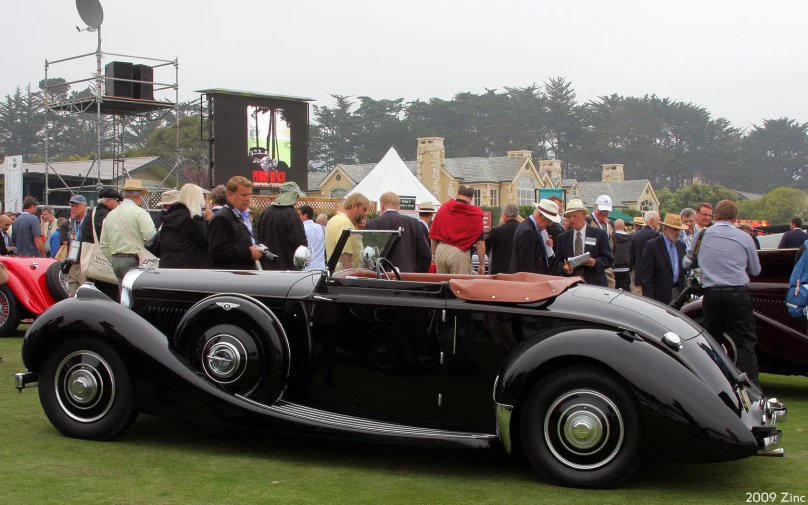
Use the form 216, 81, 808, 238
4, 156, 23, 214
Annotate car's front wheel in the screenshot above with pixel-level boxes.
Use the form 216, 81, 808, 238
520, 365, 642, 489
39, 337, 138, 440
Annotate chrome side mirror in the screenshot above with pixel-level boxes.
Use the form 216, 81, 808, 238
294, 245, 313, 269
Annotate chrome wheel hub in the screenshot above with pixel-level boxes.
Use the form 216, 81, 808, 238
54, 350, 116, 423
564, 412, 603, 450
202, 336, 247, 384
67, 370, 99, 405
544, 389, 624, 470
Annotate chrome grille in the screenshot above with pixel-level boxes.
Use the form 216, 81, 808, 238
145, 306, 188, 336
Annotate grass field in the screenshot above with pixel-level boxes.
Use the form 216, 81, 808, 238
1, 329, 807, 505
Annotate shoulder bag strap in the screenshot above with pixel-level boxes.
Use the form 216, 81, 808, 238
117, 208, 146, 250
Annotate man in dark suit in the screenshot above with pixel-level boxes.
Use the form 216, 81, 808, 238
778, 217, 808, 249
208, 176, 263, 270
631, 211, 660, 296
554, 199, 613, 286
485, 203, 520, 275
0, 214, 13, 255
510, 199, 561, 274
639, 214, 688, 304
364, 191, 431, 273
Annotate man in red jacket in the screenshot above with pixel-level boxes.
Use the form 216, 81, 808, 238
429, 186, 485, 275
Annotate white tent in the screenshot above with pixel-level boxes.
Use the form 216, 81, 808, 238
347, 147, 439, 208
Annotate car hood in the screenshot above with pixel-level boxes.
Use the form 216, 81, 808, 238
128, 268, 321, 301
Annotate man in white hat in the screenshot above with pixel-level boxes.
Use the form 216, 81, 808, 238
100, 179, 156, 282
638, 213, 689, 304
587, 194, 616, 288
509, 199, 561, 275
554, 198, 613, 287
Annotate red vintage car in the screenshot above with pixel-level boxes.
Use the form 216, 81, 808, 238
680, 247, 808, 376
0, 257, 69, 337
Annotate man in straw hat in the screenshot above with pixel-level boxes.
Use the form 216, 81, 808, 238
100, 179, 156, 282
736, 222, 760, 250
256, 181, 308, 271
638, 213, 688, 304
554, 198, 613, 286
509, 199, 560, 275
153, 189, 180, 229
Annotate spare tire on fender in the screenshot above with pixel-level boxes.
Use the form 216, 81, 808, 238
174, 293, 291, 404
46, 261, 70, 301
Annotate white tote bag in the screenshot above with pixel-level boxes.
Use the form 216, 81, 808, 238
80, 211, 118, 284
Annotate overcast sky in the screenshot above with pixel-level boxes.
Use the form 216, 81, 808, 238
2, 0, 805, 130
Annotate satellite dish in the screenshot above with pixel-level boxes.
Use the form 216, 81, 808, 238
76, 0, 104, 29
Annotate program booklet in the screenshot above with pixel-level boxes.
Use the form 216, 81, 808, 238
567, 252, 591, 269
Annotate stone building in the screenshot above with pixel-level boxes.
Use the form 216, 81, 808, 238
308, 137, 659, 212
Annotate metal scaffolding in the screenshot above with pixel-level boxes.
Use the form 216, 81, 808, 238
41, 27, 179, 204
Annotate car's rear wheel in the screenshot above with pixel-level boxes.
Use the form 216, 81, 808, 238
520, 365, 642, 489
0, 284, 19, 337
39, 337, 138, 440
46, 261, 70, 301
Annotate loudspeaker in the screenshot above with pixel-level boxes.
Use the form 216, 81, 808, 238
105, 61, 133, 98
132, 64, 154, 101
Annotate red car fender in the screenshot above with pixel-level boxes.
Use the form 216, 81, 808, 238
0, 257, 58, 315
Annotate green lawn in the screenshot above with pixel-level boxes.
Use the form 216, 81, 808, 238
1, 330, 807, 505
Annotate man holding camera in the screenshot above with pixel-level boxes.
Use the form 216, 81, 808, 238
257, 182, 308, 270
208, 176, 263, 270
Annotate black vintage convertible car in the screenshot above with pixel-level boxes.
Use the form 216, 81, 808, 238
15, 229, 787, 489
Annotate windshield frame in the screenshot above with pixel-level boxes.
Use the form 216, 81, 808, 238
326, 228, 403, 276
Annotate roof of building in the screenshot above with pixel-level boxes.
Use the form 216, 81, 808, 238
307, 171, 328, 192
1, 157, 169, 180
195, 89, 314, 102
561, 179, 578, 187
736, 191, 764, 201
444, 156, 526, 183
577, 180, 652, 208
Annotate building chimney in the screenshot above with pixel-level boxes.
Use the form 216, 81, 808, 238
539, 159, 562, 181
602, 163, 625, 182
417, 137, 445, 198
506, 149, 532, 158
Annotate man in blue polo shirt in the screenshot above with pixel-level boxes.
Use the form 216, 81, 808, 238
11, 196, 45, 258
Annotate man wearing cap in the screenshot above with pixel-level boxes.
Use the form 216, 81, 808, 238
429, 186, 485, 275
256, 182, 308, 271
80, 188, 122, 299
11, 196, 46, 258
631, 211, 660, 296
638, 214, 688, 304
554, 198, 613, 286
587, 195, 616, 288
100, 180, 156, 282
509, 199, 560, 275
683, 200, 762, 390
55, 195, 90, 295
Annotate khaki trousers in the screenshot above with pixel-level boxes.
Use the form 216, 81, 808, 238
436, 243, 473, 275
68, 263, 85, 297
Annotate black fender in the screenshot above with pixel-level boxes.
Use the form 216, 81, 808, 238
173, 293, 291, 403
494, 328, 759, 463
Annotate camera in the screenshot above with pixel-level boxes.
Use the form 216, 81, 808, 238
255, 244, 278, 262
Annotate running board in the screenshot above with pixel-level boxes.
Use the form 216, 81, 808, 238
237, 396, 497, 449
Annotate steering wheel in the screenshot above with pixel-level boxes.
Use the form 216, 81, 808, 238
376, 258, 402, 280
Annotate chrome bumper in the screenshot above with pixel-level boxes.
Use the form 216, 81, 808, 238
14, 372, 38, 392
755, 397, 786, 457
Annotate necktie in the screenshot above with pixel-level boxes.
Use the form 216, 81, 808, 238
669, 241, 679, 283
575, 231, 583, 257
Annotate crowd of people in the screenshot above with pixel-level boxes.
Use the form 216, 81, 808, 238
3, 175, 798, 391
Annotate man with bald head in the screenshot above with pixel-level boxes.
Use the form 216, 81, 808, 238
612, 219, 633, 291
0, 215, 14, 255
631, 211, 660, 296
